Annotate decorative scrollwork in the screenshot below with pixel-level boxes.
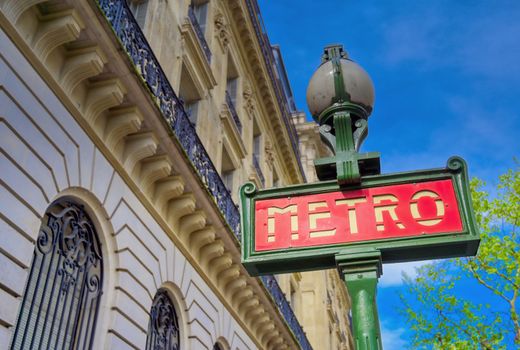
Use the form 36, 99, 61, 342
36, 224, 55, 255
353, 118, 368, 152
12, 201, 103, 350
242, 83, 255, 115
319, 124, 336, 154
146, 289, 180, 350
241, 182, 257, 197
214, 11, 230, 48
40, 203, 104, 296
447, 156, 465, 173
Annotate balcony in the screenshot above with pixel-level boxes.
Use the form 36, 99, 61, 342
225, 90, 242, 134
96, 1, 311, 349
188, 5, 212, 64
261, 275, 312, 349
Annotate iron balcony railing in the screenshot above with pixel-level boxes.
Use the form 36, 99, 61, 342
225, 90, 242, 134
188, 5, 212, 63
96, 1, 311, 349
244, 0, 306, 182
97, 0, 238, 236
252, 154, 265, 187
261, 275, 312, 349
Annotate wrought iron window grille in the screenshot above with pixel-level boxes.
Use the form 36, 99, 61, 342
145, 289, 180, 350
11, 201, 103, 350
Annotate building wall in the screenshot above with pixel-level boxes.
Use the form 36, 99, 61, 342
133, 0, 304, 194
0, 0, 354, 349
0, 0, 310, 349
0, 27, 256, 349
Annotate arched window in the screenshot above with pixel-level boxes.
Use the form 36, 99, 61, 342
213, 343, 224, 350
146, 289, 180, 350
11, 201, 103, 350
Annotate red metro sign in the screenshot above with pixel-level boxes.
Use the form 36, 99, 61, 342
240, 158, 480, 276
254, 179, 462, 252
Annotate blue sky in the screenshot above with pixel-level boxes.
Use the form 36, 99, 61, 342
257, 0, 520, 348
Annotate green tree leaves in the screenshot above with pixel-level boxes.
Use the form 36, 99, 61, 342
400, 166, 520, 349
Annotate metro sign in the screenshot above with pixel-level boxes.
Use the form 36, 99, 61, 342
240, 157, 479, 276
255, 179, 462, 251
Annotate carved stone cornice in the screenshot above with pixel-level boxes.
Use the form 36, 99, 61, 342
225, 0, 304, 184
0, 0, 308, 348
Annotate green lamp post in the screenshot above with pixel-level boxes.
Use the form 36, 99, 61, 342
306, 44, 383, 349
306, 44, 381, 185
239, 43, 479, 350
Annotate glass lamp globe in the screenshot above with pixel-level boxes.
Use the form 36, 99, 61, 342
306, 58, 375, 121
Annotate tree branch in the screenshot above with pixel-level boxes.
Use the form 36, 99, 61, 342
468, 264, 511, 303
434, 304, 494, 350
472, 258, 520, 290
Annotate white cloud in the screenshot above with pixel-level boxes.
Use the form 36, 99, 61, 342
379, 261, 431, 287
381, 321, 407, 350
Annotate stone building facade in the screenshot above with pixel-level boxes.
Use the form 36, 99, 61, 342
0, 0, 352, 349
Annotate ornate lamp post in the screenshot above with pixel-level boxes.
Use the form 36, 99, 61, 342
239, 43, 479, 350
306, 44, 380, 185
306, 44, 383, 349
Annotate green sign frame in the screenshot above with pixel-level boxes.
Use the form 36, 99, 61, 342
240, 157, 480, 276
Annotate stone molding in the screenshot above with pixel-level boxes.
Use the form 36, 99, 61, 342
0, 1, 303, 349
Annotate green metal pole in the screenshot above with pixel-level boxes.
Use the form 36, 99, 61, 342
336, 250, 383, 350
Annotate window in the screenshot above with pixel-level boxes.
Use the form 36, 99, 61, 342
146, 289, 180, 350
226, 56, 239, 105
226, 78, 238, 105
289, 281, 299, 315
192, 0, 209, 34
179, 65, 202, 127
222, 170, 234, 194
184, 100, 199, 126
128, 0, 149, 28
253, 119, 262, 163
252, 119, 265, 186
221, 146, 236, 194
11, 201, 103, 350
